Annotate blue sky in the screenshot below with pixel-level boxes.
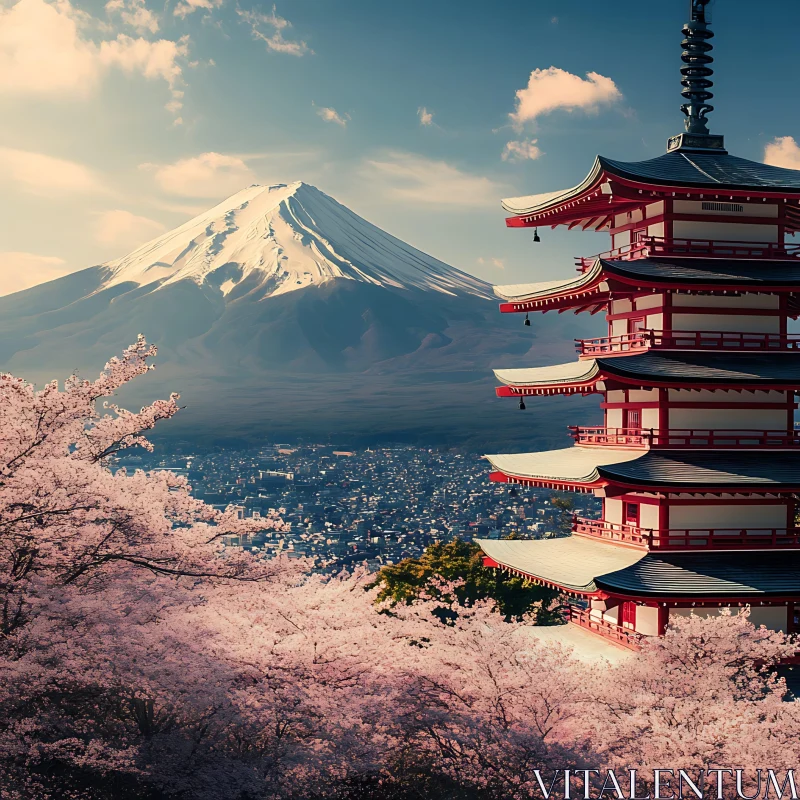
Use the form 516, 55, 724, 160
1, 0, 799, 294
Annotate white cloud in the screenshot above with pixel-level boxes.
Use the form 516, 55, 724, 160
0, 0, 99, 96
0, 251, 73, 295
92, 209, 166, 248
362, 151, 507, 208
418, 106, 433, 126
502, 139, 543, 162
316, 105, 348, 127
237, 6, 311, 56
510, 66, 622, 126
0, 0, 188, 118
105, 0, 158, 33
99, 34, 188, 118
764, 136, 800, 170
477, 256, 505, 270
0, 147, 106, 196
142, 152, 256, 197
174, 0, 222, 19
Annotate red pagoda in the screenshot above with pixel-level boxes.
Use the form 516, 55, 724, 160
477, 0, 800, 648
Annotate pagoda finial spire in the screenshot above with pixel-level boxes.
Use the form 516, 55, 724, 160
681, 0, 715, 135
667, 0, 726, 154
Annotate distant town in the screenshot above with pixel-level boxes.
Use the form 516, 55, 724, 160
116, 444, 601, 571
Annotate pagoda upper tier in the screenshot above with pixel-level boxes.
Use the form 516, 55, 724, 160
502, 151, 800, 231
494, 352, 800, 396
495, 256, 800, 315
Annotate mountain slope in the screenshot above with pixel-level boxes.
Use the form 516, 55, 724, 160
0, 183, 596, 448
100, 182, 491, 300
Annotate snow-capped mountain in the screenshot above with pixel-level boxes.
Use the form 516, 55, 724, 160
101, 182, 491, 300
0, 183, 592, 447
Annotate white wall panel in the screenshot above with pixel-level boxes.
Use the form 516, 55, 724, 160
635, 606, 660, 636
670, 606, 787, 632
672, 313, 780, 333
673, 220, 779, 242
668, 503, 787, 530
668, 408, 789, 430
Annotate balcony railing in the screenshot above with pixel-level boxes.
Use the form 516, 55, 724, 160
566, 605, 643, 650
573, 516, 800, 550
575, 236, 800, 271
569, 426, 800, 449
576, 330, 800, 357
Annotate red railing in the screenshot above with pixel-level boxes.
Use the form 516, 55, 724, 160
566, 605, 643, 649
575, 236, 800, 271
573, 516, 800, 550
570, 426, 800, 448
576, 330, 800, 357
577, 332, 651, 356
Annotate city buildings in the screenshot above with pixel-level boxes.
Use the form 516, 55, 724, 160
117, 444, 593, 573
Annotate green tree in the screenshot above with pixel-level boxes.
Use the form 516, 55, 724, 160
371, 539, 562, 623
549, 493, 575, 537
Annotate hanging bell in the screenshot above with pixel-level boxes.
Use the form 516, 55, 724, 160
533, 228, 541, 243
519, 397, 526, 411
524, 312, 531, 327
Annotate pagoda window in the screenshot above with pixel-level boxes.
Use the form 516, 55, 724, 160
627, 316, 646, 335
623, 409, 641, 431
621, 602, 636, 630
624, 502, 640, 527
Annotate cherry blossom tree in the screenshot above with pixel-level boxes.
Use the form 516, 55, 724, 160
587, 609, 800, 797
1, 338, 798, 799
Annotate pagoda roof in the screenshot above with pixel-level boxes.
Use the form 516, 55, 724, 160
486, 447, 642, 488
476, 537, 800, 598
601, 451, 800, 489
495, 257, 800, 313
475, 537, 644, 594
597, 550, 800, 598
502, 151, 800, 219
488, 448, 800, 491
602, 257, 800, 286
495, 352, 800, 395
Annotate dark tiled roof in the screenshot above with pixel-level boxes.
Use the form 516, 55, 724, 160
600, 152, 800, 192
601, 258, 800, 286
599, 451, 800, 488
597, 352, 800, 384
597, 551, 800, 597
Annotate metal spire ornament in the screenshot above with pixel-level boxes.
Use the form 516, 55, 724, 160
681, 0, 715, 135
666, 0, 726, 154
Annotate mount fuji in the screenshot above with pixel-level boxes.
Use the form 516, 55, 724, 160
0, 182, 593, 448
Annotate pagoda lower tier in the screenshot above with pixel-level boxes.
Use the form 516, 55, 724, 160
477, 537, 800, 644
479, 446, 800, 644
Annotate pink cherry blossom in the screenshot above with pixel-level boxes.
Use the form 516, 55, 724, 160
0, 339, 797, 799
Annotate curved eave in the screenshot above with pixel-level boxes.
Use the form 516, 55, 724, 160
502, 152, 800, 230
494, 260, 610, 314
488, 449, 800, 494
475, 536, 644, 595
494, 356, 800, 397
486, 447, 640, 493
494, 361, 601, 396
501, 157, 603, 216
494, 258, 800, 316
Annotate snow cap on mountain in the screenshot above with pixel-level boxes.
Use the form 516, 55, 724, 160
102, 182, 490, 299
